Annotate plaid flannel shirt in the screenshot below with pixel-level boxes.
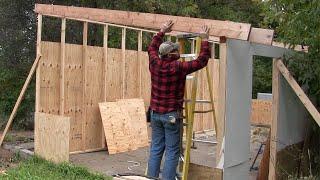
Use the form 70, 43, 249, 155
148, 31, 211, 113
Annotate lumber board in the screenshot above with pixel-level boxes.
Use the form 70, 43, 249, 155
99, 99, 149, 154
102, 24, 108, 148
84, 45, 105, 150
258, 133, 271, 180
40, 42, 61, 114
34, 4, 251, 40
0, 56, 42, 147
216, 42, 227, 165
249, 28, 274, 45
64, 43, 83, 152
251, 99, 272, 126
269, 59, 280, 180
34, 112, 70, 163
138, 31, 143, 98
36, 14, 42, 112
82, 21, 88, 151
60, 18, 66, 115
121, 28, 126, 98
276, 60, 320, 126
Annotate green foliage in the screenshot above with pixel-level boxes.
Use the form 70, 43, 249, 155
252, 56, 273, 98
1, 156, 110, 179
262, 0, 320, 176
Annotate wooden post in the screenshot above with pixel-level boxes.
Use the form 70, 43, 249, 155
138, 30, 143, 97
35, 14, 42, 112
0, 56, 42, 147
214, 39, 227, 180
82, 21, 88, 151
102, 24, 108, 147
269, 58, 280, 180
121, 28, 126, 98
103, 25, 108, 101
60, 18, 66, 115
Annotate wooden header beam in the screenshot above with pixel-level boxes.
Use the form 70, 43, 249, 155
34, 4, 252, 41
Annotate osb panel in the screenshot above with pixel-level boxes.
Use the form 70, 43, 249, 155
84, 45, 104, 150
34, 112, 70, 163
99, 99, 149, 154
106, 48, 123, 101
251, 99, 272, 126
40, 41, 60, 115
124, 50, 140, 98
64, 43, 84, 151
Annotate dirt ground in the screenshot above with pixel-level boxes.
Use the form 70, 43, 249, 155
0, 131, 33, 174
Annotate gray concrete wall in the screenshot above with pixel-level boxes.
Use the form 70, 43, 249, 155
222, 40, 308, 179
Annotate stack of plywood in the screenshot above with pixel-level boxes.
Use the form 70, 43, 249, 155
99, 99, 149, 154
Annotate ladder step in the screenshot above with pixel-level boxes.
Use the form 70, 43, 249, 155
192, 139, 217, 144
184, 99, 213, 104
180, 54, 197, 58
193, 109, 214, 113
186, 75, 194, 80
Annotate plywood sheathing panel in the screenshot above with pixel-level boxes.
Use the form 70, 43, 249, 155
84, 45, 104, 150
34, 112, 70, 163
106, 48, 123, 101
251, 99, 272, 126
35, 4, 251, 41
124, 50, 140, 98
99, 99, 149, 154
40, 42, 61, 115
64, 43, 84, 151
140, 52, 151, 107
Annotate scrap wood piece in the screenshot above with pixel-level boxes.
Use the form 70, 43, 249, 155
0, 55, 42, 147
34, 112, 70, 163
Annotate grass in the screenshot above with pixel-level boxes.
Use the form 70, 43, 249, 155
0, 156, 112, 180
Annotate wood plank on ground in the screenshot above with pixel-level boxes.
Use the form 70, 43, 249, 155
34, 112, 70, 163
99, 99, 149, 154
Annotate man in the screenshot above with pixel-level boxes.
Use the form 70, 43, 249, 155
147, 20, 211, 180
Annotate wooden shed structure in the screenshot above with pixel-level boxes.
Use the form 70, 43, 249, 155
2, 3, 318, 180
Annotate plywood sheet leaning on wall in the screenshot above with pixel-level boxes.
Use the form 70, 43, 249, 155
99, 99, 149, 154
34, 112, 70, 163
117, 99, 149, 147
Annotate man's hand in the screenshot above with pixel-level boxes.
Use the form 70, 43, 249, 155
160, 20, 174, 33
199, 25, 209, 40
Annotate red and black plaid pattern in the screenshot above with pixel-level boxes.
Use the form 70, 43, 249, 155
148, 31, 211, 113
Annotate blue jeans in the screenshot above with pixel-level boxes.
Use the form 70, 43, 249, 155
147, 110, 181, 180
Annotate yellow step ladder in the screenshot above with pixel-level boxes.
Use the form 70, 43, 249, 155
177, 34, 218, 180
